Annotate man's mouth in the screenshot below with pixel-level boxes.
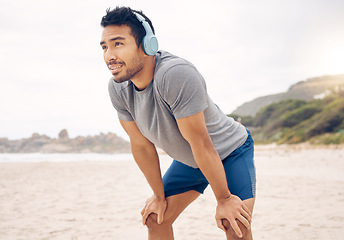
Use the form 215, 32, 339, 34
108, 62, 123, 74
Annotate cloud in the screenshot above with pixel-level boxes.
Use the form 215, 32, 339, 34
1, 0, 344, 139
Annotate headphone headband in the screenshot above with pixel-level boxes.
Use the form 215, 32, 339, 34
133, 12, 159, 55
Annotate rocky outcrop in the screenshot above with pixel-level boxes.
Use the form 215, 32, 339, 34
58, 129, 69, 140
0, 130, 131, 153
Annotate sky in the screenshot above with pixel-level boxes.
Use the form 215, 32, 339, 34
1, 0, 344, 140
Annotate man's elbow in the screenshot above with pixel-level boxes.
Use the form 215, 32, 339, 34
188, 134, 215, 152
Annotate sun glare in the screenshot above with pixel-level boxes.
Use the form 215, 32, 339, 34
321, 44, 344, 75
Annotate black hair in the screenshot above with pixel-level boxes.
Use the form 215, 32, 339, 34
100, 6, 155, 47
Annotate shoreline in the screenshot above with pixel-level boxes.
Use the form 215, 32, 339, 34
255, 142, 344, 150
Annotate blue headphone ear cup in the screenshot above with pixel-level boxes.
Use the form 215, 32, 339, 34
133, 12, 159, 56
143, 34, 158, 55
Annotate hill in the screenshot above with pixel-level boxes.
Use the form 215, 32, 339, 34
230, 88, 344, 144
232, 74, 344, 116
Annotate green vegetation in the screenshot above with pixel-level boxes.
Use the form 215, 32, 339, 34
229, 88, 344, 145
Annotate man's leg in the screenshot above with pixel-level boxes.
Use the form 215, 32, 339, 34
222, 197, 255, 240
145, 190, 201, 240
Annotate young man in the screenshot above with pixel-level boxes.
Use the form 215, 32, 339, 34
100, 7, 256, 240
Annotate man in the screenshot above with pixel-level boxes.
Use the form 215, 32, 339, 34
100, 6, 256, 240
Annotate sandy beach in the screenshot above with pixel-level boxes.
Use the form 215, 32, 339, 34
0, 147, 344, 240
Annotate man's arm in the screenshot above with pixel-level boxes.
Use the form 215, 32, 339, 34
176, 111, 252, 238
120, 120, 166, 224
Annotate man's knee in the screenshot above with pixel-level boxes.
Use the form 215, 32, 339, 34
145, 213, 172, 229
222, 218, 231, 230
145, 213, 158, 229
222, 219, 251, 239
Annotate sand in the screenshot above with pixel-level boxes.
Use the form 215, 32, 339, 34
0, 147, 344, 240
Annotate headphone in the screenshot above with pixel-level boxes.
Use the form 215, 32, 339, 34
133, 12, 159, 56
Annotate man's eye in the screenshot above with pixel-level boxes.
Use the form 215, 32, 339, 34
115, 42, 123, 47
101, 45, 107, 50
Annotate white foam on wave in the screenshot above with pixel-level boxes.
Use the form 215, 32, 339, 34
0, 153, 134, 163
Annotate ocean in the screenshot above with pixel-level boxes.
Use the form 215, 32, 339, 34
0, 153, 135, 163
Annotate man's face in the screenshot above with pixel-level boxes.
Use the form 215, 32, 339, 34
100, 25, 144, 83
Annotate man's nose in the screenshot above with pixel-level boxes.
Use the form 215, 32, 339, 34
104, 48, 117, 63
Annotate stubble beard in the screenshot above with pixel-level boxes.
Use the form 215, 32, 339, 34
113, 55, 144, 84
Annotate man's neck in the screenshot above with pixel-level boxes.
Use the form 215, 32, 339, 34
131, 56, 156, 90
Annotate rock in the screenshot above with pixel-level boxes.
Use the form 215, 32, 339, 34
40, 143, 73, 153
32, 133, 41, 138
58, 129, 69, 139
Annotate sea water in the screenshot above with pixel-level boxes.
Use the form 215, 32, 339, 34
0, 153, 134, 163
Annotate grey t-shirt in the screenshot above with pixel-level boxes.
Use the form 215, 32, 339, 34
108, 50, 248, 168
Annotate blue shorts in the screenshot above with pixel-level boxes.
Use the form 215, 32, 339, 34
162, 130, 256, 200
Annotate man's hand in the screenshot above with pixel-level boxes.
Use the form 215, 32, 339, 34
215, 194, 252, 238
141, 195, 167, 225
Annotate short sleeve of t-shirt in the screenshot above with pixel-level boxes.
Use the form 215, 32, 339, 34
108, 79, 134, 122
158, 64, 208, 119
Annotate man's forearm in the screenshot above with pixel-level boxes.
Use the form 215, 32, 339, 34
131, 142, 165, 198
191, 142, 231, 201
176, 111, 231, 201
